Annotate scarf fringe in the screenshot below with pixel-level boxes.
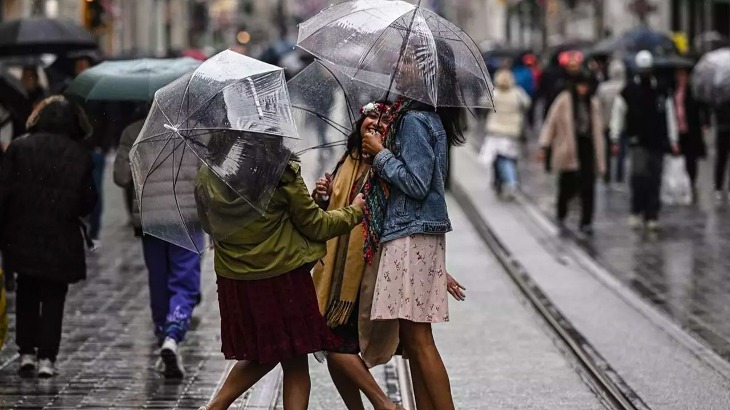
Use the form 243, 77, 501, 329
324, 300, 356, 328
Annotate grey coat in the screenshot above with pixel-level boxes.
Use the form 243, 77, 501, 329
113, 120, 200, 234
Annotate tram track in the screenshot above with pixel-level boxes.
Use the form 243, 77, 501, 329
452, 184, 646, 410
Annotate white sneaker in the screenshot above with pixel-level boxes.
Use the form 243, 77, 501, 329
18, 354, 36, 376
160, 337, 184, 379
37, 358, 55, 378
628, 215, 642, 230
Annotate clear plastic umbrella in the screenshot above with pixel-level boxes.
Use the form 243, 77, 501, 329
692, 47, 730, 105
129, 50, 300, 252
296, 0, 494, 109
289, 59, 385, 186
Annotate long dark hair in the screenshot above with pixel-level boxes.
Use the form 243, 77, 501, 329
434, 40, 466, 146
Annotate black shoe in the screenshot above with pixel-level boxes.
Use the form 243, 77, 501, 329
579, 225, 594, 237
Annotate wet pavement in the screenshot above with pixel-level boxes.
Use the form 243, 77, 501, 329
469, 125, 730, 363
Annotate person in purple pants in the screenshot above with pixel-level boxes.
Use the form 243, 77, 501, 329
113, 115, 202, 379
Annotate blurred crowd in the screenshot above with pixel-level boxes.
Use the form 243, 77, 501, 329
479, 28, 728, 237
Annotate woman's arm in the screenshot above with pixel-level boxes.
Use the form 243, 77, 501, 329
285, 169, 363, 242
370, 114, 436, 201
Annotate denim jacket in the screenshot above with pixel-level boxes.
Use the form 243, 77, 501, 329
373, 110, 452, 243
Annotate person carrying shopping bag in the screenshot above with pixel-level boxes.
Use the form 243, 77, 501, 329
539, 69, 605, 236
611, 50, 680, 231
479, 69, 531, 199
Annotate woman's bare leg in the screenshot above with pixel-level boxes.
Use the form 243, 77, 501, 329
281, 355, 311, 410
327, 354, 366, 410
207, 360, 276, 410
407, 353, 435, 410
399, 320, 454, 410
327, 352, 397, 410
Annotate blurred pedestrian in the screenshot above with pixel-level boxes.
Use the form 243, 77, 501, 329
596, 59, 627, 184
539, 69, 605, 236
196, 151, 365, 410
19, 66, 46, 108
540, 51, 584, 173
673, 67, 708, 201
479, 69, 531, 199
359, 41, 460, 410
0, 96, 97, 378
113, 104, 148, 233
714, 101, 730, 199
113, 105, 201, 379
611, 50, 680, 231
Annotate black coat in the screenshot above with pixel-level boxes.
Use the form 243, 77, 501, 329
675, 85, 708, 158
0, 132, 97, 283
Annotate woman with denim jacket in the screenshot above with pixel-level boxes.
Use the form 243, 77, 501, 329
360, 43, 462, 410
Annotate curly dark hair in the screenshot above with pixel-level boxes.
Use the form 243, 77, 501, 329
345, 99, 393, 159
26, 95, 92, 140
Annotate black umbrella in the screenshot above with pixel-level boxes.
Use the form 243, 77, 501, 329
0, 17, 97, 56
589, 28, 677, 58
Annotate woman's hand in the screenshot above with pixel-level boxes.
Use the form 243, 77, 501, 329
446, 273, 466, 301
315, 173, 332, 200
352, 193, 366, 212
362, 130, 385, 157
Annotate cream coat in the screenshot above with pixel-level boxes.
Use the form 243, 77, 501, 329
539, 91, 606, 174
486, 69, 531, 138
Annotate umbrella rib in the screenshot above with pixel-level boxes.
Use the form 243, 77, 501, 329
381, 1, 424, 105
351, 9, 411, 80
292, 105, 351, 136
295, 141, 347, 155
429, 13, 494, 105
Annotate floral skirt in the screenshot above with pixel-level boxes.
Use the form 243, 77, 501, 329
371, 234, 449, 323
216, 265, 338, 364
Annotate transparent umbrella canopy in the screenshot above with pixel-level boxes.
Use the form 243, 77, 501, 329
692, 47, 730, 105
297, 0, 494, 109
288, 59, 385, 185
129, 50, 300, 252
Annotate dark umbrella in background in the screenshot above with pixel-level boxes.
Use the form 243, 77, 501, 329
0, 17, 97, 56
589, 27, 677, 58
66, 58, 202, 102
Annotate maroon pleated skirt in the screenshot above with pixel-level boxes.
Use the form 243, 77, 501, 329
216, 265, 339, 364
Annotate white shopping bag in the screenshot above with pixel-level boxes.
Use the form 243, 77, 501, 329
661, 156, 692, 206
